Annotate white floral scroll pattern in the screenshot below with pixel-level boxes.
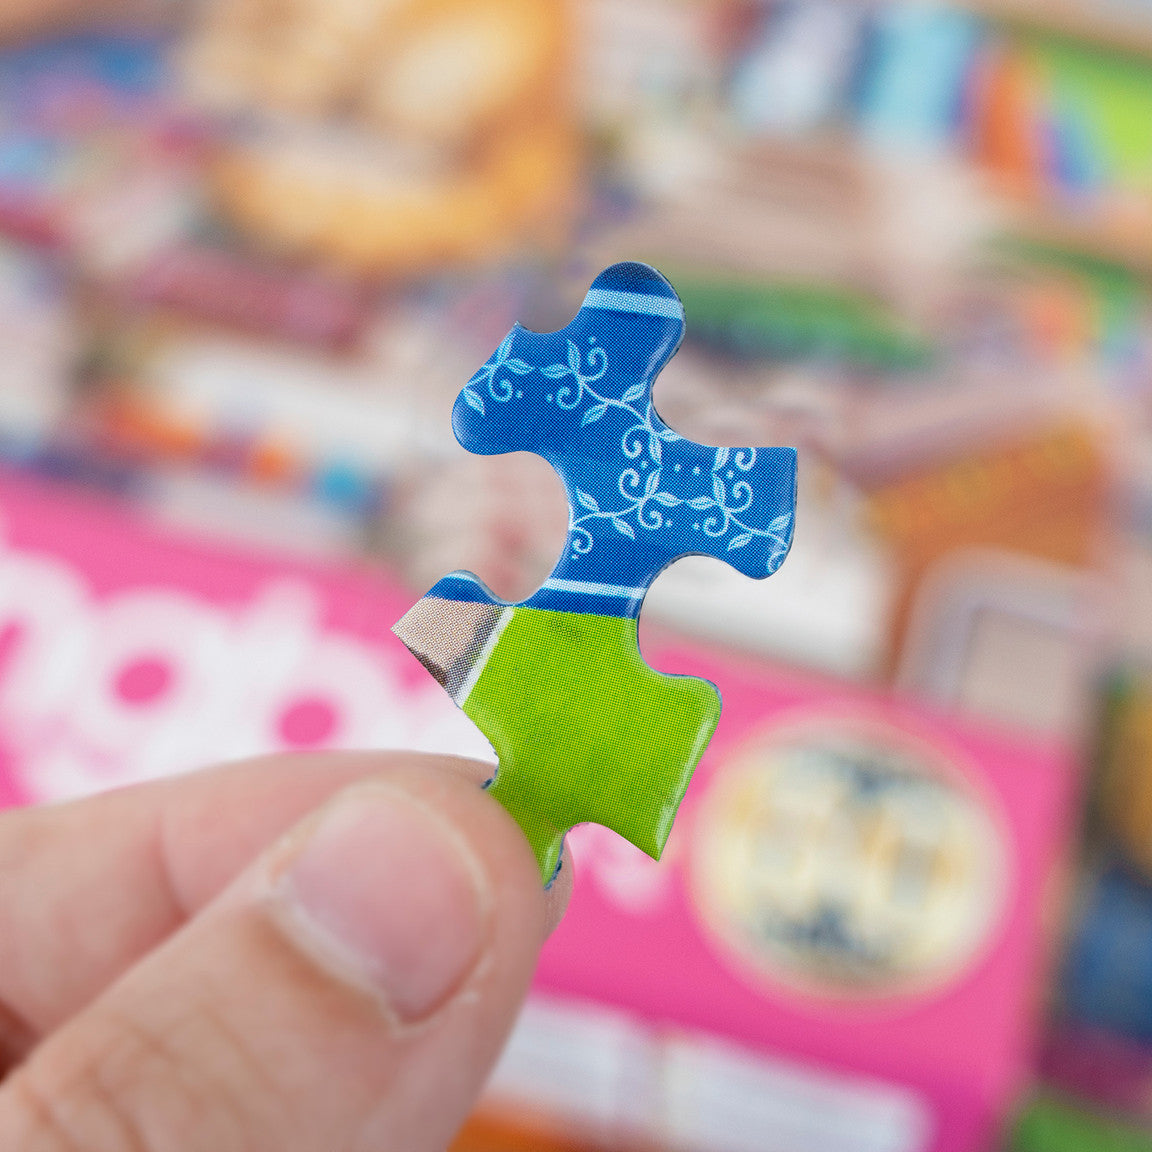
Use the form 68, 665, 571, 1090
462, 336, 793, 572
461, 331, 533, 414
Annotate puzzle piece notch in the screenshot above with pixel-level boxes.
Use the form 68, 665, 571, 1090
394, 262, 798, 882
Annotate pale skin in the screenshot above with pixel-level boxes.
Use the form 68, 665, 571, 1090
0, 752, 573, 1151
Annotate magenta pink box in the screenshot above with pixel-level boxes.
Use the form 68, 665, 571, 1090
536, 640, 1079, 1151
0, 471, 489, 809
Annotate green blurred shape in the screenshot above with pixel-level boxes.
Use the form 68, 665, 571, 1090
1010, 1093, 1152, 1152
996, 239, 1148, 364
1025, 34, 1152, 184
670, 273, 935, 373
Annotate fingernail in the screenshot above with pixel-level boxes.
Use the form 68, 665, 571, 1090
276, 786, 489, 1023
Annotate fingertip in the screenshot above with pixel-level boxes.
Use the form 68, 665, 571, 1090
379, 754, 572, 937
342, 760, 551, 951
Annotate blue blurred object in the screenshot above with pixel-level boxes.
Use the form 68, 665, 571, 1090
729, 0, 865, 137
1061, 863, 1152, 1044
311, 461, 385, 516
0, 33, 172, 207
0, 33, 168, 109
856, 2, 982, 153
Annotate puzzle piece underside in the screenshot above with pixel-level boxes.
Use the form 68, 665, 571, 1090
393, 263, 797, 882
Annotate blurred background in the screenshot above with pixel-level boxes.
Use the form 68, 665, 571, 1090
3, 0, 1152, 1148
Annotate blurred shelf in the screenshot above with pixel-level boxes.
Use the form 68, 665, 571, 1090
966, 0, 1152, 60
1007, 202, 1152, 278
588, 136, 887, 294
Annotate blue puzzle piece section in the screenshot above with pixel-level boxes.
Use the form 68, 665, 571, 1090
453, 262, 798, 618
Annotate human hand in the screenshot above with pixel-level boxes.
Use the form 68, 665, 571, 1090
0, 751, 570, 1151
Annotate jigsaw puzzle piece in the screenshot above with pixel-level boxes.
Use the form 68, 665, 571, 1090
394, 263, 798, 883
394, 571, 720, 881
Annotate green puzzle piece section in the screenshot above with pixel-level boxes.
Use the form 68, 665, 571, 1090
462, 607, 720, 882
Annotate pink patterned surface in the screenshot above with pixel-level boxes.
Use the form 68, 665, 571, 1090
0, 470, 488, 805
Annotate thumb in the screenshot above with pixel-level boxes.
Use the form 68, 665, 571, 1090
0, 762, 548, 1152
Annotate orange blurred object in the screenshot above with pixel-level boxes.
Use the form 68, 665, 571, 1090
450, 1112, 604, 1152
184, 0, 580, 279
866, 420, 1111, 674
972, 43, 1044, 201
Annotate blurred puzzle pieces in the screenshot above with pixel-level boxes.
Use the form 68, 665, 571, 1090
393, 263, 798, 882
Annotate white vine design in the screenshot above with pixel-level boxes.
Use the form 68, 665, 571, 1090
461, 330, 533, 414
462, 336, 792, 569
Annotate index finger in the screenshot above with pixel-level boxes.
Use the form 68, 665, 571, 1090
0, 751, 571, 1057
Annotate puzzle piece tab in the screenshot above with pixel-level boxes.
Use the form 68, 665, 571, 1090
393, 263, 797, 882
